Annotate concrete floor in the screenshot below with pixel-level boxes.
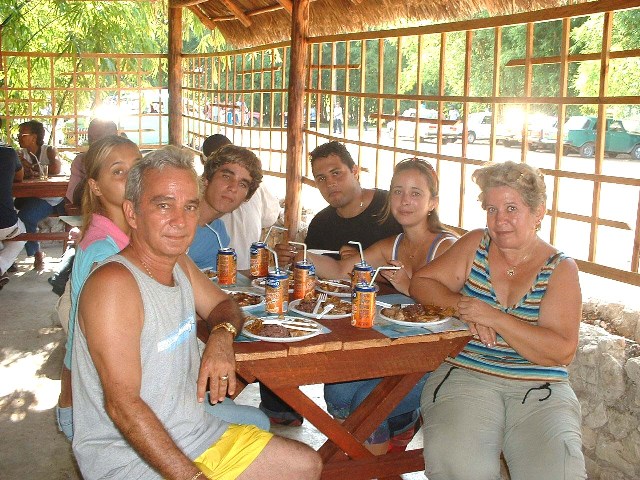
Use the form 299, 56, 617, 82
0, 246, 426, 480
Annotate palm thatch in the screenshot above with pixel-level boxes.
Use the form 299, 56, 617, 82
188, 0, 577, 48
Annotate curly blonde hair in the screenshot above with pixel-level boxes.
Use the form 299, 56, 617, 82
472, 161, 546, 212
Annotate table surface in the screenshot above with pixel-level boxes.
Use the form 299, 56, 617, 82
13, 176, 69, 198
198, 288, 471, 479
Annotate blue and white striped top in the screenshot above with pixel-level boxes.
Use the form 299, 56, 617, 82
446, 230, 569, 382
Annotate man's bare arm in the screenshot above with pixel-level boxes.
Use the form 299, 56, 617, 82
180, 254, 244, 403
78, 263, 202, 480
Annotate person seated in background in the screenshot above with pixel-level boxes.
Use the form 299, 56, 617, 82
48, 119, 119, 296
0, 144, 25, 289
200, 134, 280, 270
14, 120, 64, 269
410, 161, 586, 479
71, 147, 322, 479
286, 158, 456, 454
266, 141, 402, 428
188, 144, 263, 271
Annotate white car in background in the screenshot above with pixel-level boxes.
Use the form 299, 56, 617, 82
456, 111, 493, 143
387, 107, 459, 143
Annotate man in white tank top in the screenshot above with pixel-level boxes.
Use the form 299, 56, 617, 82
72, 147, 321, 480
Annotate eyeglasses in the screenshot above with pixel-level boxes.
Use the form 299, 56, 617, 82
16, 132, 34, 140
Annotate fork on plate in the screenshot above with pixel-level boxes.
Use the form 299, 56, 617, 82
312, 293, 327, 314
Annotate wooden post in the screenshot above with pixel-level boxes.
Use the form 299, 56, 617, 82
168, 3, 183, 146
284, 0, 309, 241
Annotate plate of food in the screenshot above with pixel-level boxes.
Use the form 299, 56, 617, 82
315, 279, 352, 297
200, 268, 217, 281
378, 303, 456, 327
288, 297, 352, 319
227, 291, 265, 311
251, 276, 294, 293
242, 316, 323, 342
315, 279, 379, 298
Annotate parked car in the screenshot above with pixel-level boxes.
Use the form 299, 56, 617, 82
387, 107, 458, 143
456, 111, 493, 143
500, 114, 558, 151
563, 116, 640, 159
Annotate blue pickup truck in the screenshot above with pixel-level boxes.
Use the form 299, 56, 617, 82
563, 116, 640, 159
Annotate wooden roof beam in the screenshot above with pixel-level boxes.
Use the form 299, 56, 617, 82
277, 0, 293, 16
221, 0, 252, 27
187, 4, 217, 30
170, 0, 207, 7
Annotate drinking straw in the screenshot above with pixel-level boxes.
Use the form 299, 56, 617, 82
266, 246, 280, 273
289, 241, 307, 262
348, 240, 365, 263
205, 224, 223, 248
262, 225, 287, 244
370, 266, 401, 286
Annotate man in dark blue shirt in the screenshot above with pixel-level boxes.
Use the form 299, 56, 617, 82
0, 145, 25, 289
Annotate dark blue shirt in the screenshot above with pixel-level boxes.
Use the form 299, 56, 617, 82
0, 146, 22, 229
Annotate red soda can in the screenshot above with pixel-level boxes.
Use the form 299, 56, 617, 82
351, 282, 376, 328
351, 262, 374, 289
217, 248, 237, 286
249, 242, 269, 277
292, 261, 316, 301
265, 269, 289, 314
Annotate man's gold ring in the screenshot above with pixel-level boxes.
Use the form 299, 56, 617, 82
220, 375, 229, 381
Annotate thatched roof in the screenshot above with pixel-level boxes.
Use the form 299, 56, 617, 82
183, 0, 573, 48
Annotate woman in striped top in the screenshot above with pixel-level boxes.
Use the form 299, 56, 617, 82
410, 161, 585, 479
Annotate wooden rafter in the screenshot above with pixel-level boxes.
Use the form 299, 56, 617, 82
277, 0, 293, 15
187, 4, 217, 29
171, 0, 209, 7
220, 0, 252, 27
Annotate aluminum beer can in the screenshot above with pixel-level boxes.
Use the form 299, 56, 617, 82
217, 248, 237, 286
249, 242, 269, 277
265, 269, 289, 314
292, 261, 316, 301
351, 262, 374, 289
351, 282, 376, 328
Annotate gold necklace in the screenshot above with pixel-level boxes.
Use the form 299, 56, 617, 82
503, 242, 536, 277
138, 256, 155, 280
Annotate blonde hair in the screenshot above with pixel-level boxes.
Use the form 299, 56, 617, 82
472, 161, 546, 211
80, 136, 139, 236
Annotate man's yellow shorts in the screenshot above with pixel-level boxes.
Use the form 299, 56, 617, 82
194, 424, 273, 479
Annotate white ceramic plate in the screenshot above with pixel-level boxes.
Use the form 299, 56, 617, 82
242, 316, 323, 342
315, 279, 353, 298
315, 280, 379, 298
378, 304, 452, 327
226, 291, 265, 311
288, 298, 351, 319
250, 277, 294, 293
199, 268, 217, 281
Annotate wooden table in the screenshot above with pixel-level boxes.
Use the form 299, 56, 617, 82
10, 176, 71, 247
13, 176, 69, 198
199, 317, 471, 479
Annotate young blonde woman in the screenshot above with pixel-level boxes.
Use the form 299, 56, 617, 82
56, 135, 142, 439
308, 158, 457, 454
56, 138, 269, 440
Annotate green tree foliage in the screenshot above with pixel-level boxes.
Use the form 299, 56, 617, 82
571, 11, 640, 117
